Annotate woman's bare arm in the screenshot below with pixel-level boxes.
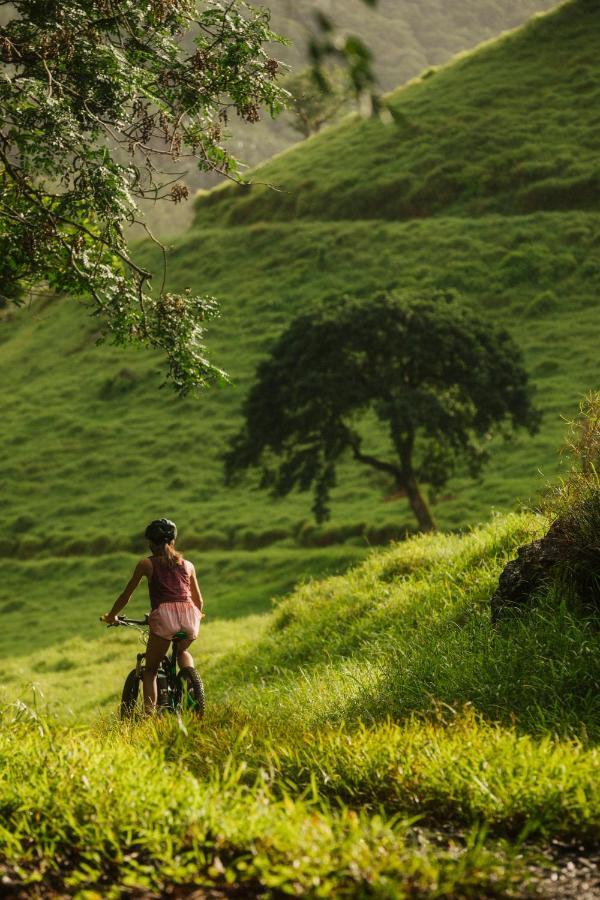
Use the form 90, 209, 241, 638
104, 558, 151, 623
190, 565, 204, 616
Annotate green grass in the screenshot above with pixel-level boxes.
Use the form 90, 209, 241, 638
262, 0, 559, 96
2, 512, 600, 895
194, 0, 597, 227
3, 212, 600, 563
0, 711, 537, 898
2, 7, 600, 892
2, 0, 599, 561
132, 0, 558, 238
0, 544, 363, 717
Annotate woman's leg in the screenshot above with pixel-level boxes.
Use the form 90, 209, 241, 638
176, 637, 194, 669
143, 632, 170, 714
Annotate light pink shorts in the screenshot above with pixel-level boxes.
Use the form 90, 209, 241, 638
149, 602, 201, 641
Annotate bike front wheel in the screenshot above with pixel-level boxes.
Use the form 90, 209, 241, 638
175, 666, 205, 718
120, 669, 142, 720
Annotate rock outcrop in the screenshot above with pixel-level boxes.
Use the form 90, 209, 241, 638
491, 514, 600, 622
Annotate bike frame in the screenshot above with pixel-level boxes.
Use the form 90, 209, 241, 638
109, 615, 190, 710
109, 615, 204, 715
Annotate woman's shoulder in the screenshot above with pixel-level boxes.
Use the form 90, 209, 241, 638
137, 557, 154, 574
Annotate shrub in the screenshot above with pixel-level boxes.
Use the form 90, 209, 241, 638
542, 392, 600, 607
525, 290, 558, 317
12, 514, 35, 534
99, 368, 140, 400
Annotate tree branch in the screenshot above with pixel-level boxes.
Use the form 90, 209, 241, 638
347, 432, 402, 482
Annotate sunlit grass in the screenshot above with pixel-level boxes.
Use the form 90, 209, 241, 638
2, 512, 599, 894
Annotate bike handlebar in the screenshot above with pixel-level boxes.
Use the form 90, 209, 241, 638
100, 614, 149, 627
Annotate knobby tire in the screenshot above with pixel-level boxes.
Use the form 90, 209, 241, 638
120, 668, 141, 720
177, 666, 205, 718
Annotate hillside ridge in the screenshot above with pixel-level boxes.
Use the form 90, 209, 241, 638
194, 0, 597, 228
1, 0, 599, 625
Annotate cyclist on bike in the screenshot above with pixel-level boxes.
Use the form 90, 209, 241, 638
103, 518, 204, 714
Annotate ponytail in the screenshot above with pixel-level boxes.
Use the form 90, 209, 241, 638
164, 541, 183, 569
150, 539, 183, 568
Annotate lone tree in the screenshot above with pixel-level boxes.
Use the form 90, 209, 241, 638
225, 293, 540, 532
0, 0, 284, 393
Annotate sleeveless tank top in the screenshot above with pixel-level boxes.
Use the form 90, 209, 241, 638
148, 556, 193, 610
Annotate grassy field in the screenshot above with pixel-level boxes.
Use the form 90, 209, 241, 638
2, 211, 599, 563
0, 544, 363, 717
2, 512, 600, 895
2, 0, 599, 567
2, 5, 600, 892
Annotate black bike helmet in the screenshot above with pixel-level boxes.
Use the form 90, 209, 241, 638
145, 518, 177, 545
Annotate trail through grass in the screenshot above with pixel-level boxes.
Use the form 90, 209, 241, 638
2, 513, 600, 895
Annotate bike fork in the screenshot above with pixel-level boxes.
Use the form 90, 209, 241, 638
135, 652, 145, 678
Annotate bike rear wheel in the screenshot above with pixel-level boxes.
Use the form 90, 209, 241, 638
175, 666, 205, 718
120, 668, 142, 720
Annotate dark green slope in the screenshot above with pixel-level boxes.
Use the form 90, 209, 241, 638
194, 0, 598, 228
2, 0, 600, 564
126, 0, 559, 238
267, 0, 559, 94
2, 212, 599, 559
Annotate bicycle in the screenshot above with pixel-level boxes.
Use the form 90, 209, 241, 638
102, 614, 205, 720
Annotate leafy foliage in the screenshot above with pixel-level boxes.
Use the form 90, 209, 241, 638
282, 65, 355, 138
225, 292, 540, 529
307, 2, 379, 116
0, 0, 285, 391
532, 392, 600, 610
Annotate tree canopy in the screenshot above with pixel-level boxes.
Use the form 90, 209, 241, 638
0, 0, 284, 393
225, 292, 540, 531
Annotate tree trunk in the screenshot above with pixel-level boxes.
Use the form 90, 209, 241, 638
347, 430, 436, 532
401, 473, 435, 533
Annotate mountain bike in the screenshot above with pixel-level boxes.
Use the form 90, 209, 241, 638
102, 614, 205, 720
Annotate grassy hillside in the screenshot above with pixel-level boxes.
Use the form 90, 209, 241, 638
2, 513, 600, 894
138, 0, 558, 236
266, 0, 559, 93
194, 0, 598, 227
2, 212, 598, 558
2, 0, 599, 644
2, 4, 599, 894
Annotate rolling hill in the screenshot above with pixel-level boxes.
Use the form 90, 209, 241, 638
1, 0, 599, 667
3, 0, 598, 554
137, 0, 559, 236
194, 0, 598, 226
3, 7, 600, 890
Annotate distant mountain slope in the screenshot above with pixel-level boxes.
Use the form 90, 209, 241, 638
194, 0, 596, 227
266, 0, 560, 93
139, 0, 558, 236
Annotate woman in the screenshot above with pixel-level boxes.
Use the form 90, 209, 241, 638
104, 518, 204, 713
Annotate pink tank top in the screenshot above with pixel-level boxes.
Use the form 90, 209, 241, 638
148, 557, 193, 610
